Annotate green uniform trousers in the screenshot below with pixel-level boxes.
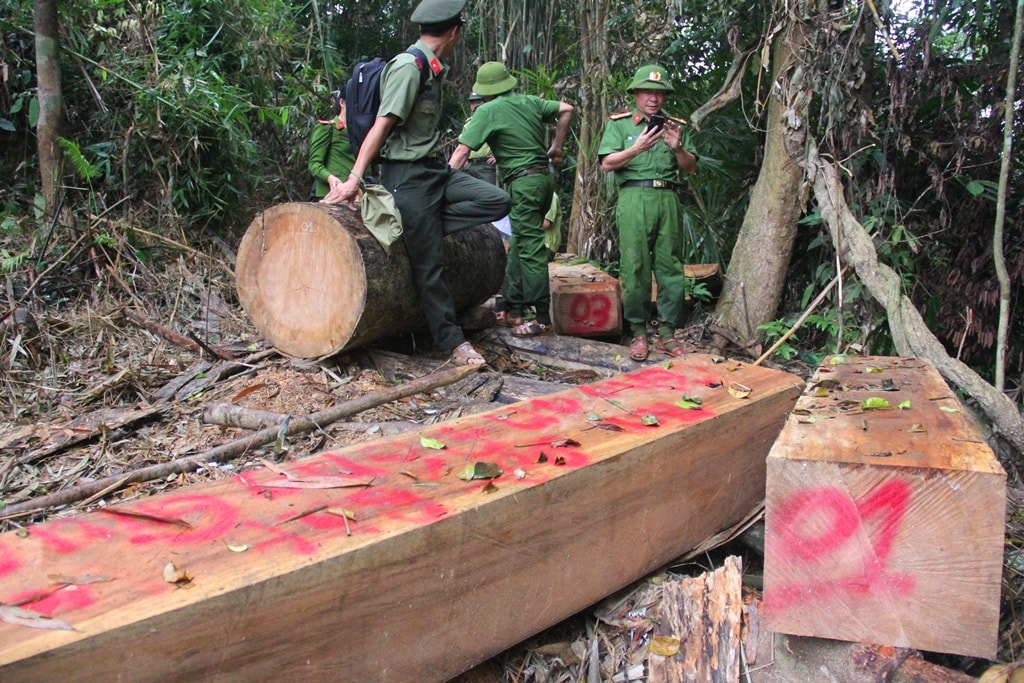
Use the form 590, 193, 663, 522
504, 173, 554, 323
616, 186, 687, 333
380, 159, 511, 350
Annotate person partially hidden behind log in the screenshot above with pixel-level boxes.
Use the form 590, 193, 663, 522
308, 91, 355, 201
449, 61, 574, 337
321, 0, 511, 366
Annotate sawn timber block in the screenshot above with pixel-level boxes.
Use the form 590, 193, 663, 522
763, 355, 1006, 659
548, 261, 622, 337
0, 356, 803, 682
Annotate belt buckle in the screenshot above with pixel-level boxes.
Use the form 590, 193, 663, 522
652, 179, 668, 188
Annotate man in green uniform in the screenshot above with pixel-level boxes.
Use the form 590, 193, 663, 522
323, 0, 511, 366
598, 64, 698, 360
449, 61, 573, 336
463, 92, 498, 186
308, 92, 355, 200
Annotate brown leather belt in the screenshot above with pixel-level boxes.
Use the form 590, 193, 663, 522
621, 179, 674, 189
508, 166, 548, 182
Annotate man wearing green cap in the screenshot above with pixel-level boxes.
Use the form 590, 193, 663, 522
323, 0, 511, 366
598, 64, 698, 360
449, 61, 574, 336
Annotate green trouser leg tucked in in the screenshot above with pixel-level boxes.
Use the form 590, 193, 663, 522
381, 160, 510, 351
504, 173, 554, 324
616, 186, 687, 337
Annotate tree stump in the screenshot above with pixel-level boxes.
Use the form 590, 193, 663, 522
236, 202, 506, 358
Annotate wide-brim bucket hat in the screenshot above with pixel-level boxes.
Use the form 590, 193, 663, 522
626, 64, 674, 93
473, 61, 517, 96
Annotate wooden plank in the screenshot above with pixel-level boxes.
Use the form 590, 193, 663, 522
763, 355, 1005, 658
0, 355, 803, 682
548, 261, 623, 337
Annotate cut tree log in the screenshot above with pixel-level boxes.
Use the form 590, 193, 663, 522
763, 355, 1006, 658
235, 202, 506, 359
0, 355, 803, 682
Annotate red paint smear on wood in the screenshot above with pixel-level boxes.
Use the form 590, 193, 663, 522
10, 585, 97, 616
766, 480, 915, 613
30, 520, 115, 555
344, 487, 448, 525
0, 553, 20, 579
125, 494, 242, 546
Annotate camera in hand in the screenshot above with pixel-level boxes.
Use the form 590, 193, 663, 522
644, 113, 667, 134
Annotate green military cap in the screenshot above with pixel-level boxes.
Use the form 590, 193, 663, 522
472, 61, 517, 96
411, 0, 466, 24
626, 64, 674, 93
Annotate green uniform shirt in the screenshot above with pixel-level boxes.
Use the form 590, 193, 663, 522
597, 110, 680, 184
463, 115, 492, 160
378, 40, 447, 161
308, 118, 355, 198
458, 93, 561, 184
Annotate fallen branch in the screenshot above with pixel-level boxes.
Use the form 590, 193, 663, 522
125, 309, 237, 360
752, 266, 849, 366
807, 139, 1024, 454
1, 364, 481, 519
202, 403, 289, 430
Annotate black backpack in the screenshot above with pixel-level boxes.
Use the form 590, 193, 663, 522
345, 48, 430, 158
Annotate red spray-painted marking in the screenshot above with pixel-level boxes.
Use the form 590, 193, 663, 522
9, 584, 97, 617
30, 520, 115, 555
125, 493, 242, 546
344, 487, 449, 525
564, 293, 614, 334
320, 453, 393, 479
767, 480, 915, 612
0, 553, 20, 579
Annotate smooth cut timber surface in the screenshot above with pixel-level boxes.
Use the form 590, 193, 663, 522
763, 355, 1005, 659
235, 203, 506, 358
0, 356, 803, 682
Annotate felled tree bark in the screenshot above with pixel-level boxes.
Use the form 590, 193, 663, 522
806, 139, 1024, 454
236, 203, 506, 359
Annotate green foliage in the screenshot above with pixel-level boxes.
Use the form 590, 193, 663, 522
758, 318, 799, 361
0, 248, 29, 273
58, 137, 102, 182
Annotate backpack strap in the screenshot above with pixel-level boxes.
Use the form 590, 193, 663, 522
406, 47, 433, 97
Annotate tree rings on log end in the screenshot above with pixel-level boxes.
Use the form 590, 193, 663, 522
237, 203, 367, 358
236, 202, 507, 359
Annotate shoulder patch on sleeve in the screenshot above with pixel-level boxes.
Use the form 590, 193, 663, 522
609, 111, 632, 120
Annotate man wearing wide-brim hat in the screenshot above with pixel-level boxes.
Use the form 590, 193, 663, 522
323, 0, 511, 367
598, 64, 699, 361
450, 61, 574, 337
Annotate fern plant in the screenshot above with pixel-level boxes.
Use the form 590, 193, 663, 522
58, 137, 102, 182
